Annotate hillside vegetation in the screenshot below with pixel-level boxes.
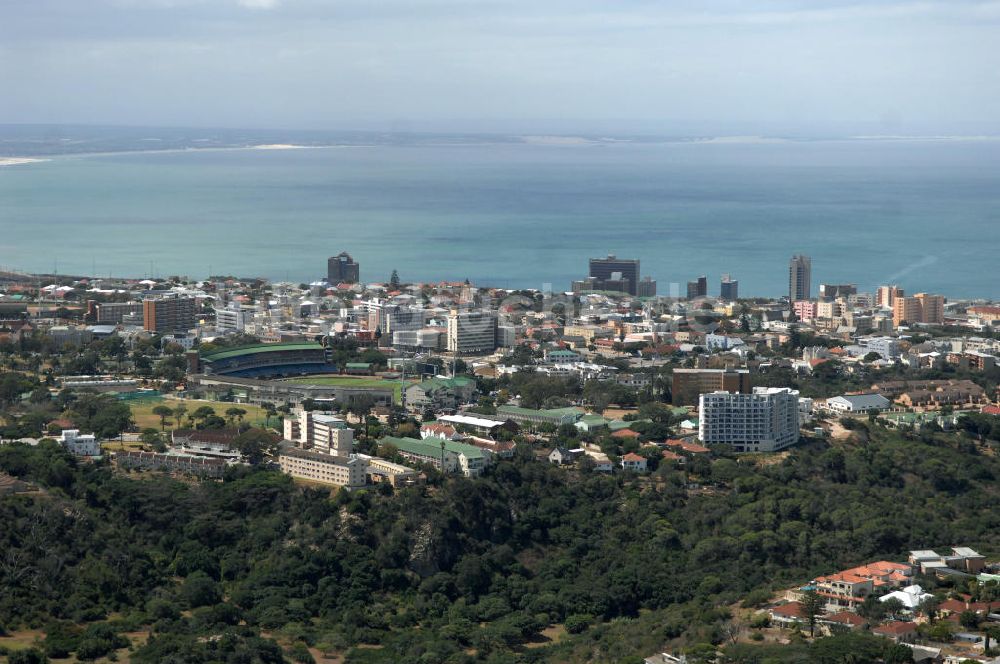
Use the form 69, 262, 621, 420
1, 422, 999, 663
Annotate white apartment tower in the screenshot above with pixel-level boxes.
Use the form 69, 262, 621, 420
283, 410, 354, 456
699, 387, 800, 453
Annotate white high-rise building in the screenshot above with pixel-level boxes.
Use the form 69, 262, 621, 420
446, 310, 497, 354
283, 410, 354, 456
699, 387, 800, 453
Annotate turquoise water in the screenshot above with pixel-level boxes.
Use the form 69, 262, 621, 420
2, 140, 999, 298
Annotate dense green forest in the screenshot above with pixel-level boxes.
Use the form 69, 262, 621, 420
2, 421, 999, 663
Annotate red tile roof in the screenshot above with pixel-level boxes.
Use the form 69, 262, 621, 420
770, 602, 804, 618
873, 621, 916, 636
665, 439, 710, 454
825, 611, 865, 626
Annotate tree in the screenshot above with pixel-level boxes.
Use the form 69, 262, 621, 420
959, 609, 981, 630
191, 406, 216, 425
152, 405, 174, 431
800, 590, 824, 637
389, 269, 401, 290
234, 428, 278, 465
173, 403, 188, 428
224, 407, 247, 426
262, 402, 277, 429
882, 597, 905, 621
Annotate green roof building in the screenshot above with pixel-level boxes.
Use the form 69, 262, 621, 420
381, 435, 488, 477
496, 405, 583, 429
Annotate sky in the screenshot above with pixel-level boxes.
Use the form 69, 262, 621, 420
2, 0, 1000, 135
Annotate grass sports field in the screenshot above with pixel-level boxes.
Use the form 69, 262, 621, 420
281, 375, 415, 404
129, 398, 272, 430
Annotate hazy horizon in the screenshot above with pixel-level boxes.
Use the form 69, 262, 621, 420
3, 1, 1000, 136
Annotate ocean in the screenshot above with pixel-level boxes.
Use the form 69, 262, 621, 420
2, 138, 999, 298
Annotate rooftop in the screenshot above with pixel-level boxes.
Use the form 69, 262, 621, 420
381, 435, 485, 460
201, 342, 324, 361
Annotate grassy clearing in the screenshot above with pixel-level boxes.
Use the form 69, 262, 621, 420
129, 398, 273, 430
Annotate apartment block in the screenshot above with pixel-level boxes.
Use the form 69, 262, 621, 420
143, 295, 197, 333
698, 387, 800, 453
893, 293, 945, 327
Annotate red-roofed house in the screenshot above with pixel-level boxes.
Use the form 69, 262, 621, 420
611, 428, 640, 439
981, 405, 1000, 416
665, 439, 711, 454
620, 452, 648, 473
661, 449, 685, 463
823, 611, 866, 630
420, 423, 459, 440
769, 602, 804, 627
813, 572, 875, 612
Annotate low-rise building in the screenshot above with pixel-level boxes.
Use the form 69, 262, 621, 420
620, 452, 648, 472
58, 429, 100, 457
824, 393, 892, 414
277, 446, 367, 488
496, 405, 583, 429
381, 435, 488, 477
357, 454, 423, 487
404, 376, 478, 411
115, 450, 227, 478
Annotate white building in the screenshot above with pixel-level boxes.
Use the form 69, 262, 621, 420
825, 393, 891, 414
446, 310, 497, 354
214, 303, 254, 333
278, 447, 367, 489
58, 429, 101, 457
862, 336, 902, 360
698, 387, 800, 452
283, 410, 354, 456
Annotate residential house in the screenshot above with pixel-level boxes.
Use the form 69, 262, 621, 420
812, 572, 875, 612
548, 447, 579, 465
878, 585, 933, 611
872, 621, 918, 643
769, 602, 804, 628
58, 429, 100, 457
620, 452, 648, 472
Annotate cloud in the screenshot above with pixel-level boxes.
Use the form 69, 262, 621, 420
236, 0, 278, 8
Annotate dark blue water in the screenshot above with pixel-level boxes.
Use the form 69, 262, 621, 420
2, 139, 998, 298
